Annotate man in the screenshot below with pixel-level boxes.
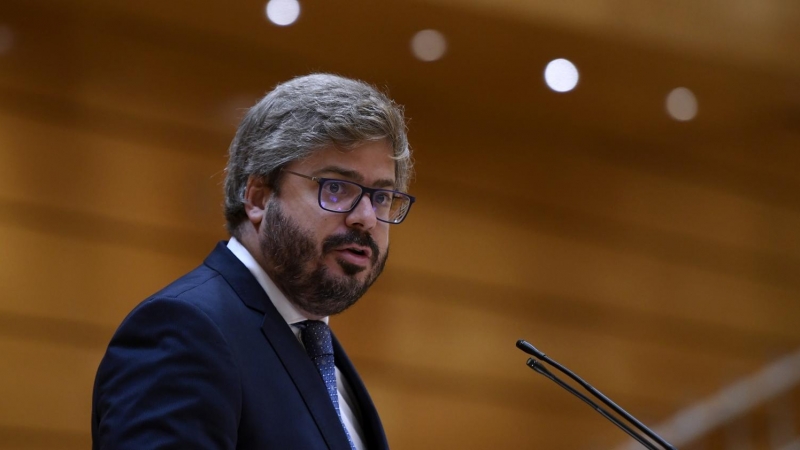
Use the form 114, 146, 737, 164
92, 73, 415, 450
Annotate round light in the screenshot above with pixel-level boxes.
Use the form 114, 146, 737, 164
0, 25, 13, 55
265, 0, 300, 26
544, 58, 579, 93
411, 29, 447, 62
666, 87, 698, 121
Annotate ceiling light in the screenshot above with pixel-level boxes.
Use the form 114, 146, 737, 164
544, 58, 579, 93
666, 87, 698, 121
265, 0, 300, 26
411, 29, 447, 62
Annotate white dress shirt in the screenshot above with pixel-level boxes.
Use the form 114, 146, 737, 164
227, 238, 366, 450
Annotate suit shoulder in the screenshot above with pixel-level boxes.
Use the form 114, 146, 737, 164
151, 264, 223, 299
123, 261, 257, 338
94, 285, 243, 449
144, 264, 239, 311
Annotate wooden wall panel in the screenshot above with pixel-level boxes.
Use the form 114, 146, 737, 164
0, 113, 226, 234
0, 0, 295, 135
1, 0, 799, 449
391, 198, 800, 338
0, 338, 97, 437
0, 223, 204, 324
337, 284, 758, 407
415, 139, 800, 260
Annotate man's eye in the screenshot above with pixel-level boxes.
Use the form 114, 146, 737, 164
374, 192, 391, 206
326, 182, 344, 194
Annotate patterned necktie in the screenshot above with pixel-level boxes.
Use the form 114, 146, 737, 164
295, 320, 356, 450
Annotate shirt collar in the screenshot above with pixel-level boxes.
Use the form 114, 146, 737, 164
227, 237, 328, 326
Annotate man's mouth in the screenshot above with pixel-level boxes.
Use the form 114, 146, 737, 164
322, 231, 380, 269
333, 246, 372, 267
343, 246, 370, 258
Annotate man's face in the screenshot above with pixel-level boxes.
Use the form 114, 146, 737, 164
257, 140, 395, 317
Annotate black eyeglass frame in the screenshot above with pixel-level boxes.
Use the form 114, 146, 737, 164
281, 169, 416, 224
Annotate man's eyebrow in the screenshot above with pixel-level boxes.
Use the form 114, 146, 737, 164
314, 166, 396, 189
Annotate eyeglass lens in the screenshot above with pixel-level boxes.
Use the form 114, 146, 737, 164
320, 180, 411, 223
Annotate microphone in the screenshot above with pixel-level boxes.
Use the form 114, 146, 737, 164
516, 339, 546, 359
516, 339, 677, 450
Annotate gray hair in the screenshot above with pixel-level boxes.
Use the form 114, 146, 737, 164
223, 73, 413, 236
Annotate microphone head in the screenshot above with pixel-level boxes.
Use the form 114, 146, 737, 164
516, 339, 546, 358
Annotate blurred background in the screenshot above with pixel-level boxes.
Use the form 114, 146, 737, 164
1, 0, 800, 449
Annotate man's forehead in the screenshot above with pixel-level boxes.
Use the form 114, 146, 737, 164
292, 142, 397, 187
312, 165, 395, 189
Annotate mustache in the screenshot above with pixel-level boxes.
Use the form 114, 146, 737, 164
322, 230, 380, 264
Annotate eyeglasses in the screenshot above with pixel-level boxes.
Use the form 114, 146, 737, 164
281, 169, 416, 224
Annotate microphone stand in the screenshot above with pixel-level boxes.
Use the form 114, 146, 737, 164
517, 339, 677, 450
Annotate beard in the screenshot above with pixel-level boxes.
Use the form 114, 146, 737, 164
259, 202, 388, 317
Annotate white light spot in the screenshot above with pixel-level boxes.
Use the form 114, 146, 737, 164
411, 29, 447, 62
265, 0, 300, 26
666, 87, 698, 121
544, 58, 579, 93
0, 25, 14, 55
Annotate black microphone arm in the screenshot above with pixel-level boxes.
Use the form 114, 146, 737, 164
516, 339, 677, 450
527, 358, 659, 450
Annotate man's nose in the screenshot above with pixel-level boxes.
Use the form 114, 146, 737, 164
345, 194, 378, 230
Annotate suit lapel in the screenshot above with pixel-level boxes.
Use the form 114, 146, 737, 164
333, 334, 389, 450
204, 242, 353, 450
259, 306, 353, 450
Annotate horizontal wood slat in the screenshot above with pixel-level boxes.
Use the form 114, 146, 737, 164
0, 426, 88, 450
0, 339, 99, 433
0, 222, 205, 324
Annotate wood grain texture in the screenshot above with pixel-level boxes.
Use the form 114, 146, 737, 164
0, 0, 798, 449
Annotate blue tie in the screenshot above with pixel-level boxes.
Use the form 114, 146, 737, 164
296, 320, 356, 450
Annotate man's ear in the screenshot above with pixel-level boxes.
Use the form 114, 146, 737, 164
243, 175, 272, 226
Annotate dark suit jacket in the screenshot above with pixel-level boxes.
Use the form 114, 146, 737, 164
92, 242, 388, 450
